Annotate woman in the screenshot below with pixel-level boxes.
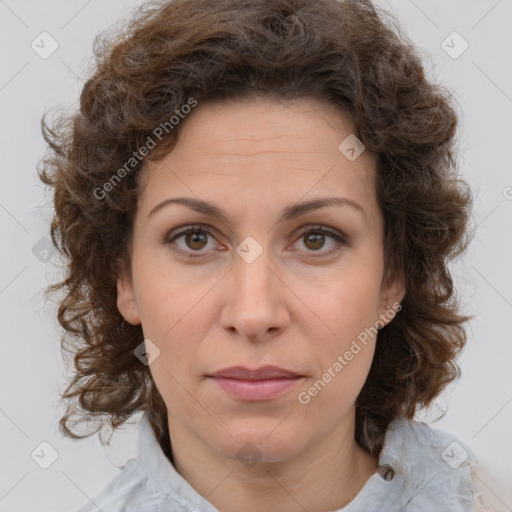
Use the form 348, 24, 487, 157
38, 0, 488, 510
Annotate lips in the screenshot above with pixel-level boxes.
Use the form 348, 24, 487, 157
207, 365, 304, 401
208, 365, 303, 380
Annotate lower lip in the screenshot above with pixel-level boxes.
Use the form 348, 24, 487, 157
209, 377, 302, 401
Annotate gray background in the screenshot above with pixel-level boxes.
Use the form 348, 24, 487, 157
1, 0, 511, 510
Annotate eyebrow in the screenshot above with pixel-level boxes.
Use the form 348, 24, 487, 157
148, 196, 367, 224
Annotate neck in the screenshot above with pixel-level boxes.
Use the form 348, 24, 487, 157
166, 409, 379, 512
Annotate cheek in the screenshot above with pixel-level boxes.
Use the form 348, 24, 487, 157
143, 313, 206, 415
132, 261, 216, 375
297, 258, 382, 347
132, 249, 211, 338
301, 260, 382, 392
335, 243, 384, 325
297, 321, 377, 413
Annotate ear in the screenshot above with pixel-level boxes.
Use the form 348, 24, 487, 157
117, 268, 141, 326
377, 268, 405, 329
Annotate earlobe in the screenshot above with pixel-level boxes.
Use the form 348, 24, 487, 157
117, 272, 141, 326
378, 271, 406, 329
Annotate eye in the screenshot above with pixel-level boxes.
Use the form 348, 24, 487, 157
164, 224, 349, 259
164, 225, 218, 258
293, 227, 349, 257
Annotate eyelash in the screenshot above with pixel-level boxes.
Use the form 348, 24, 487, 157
164, 224, 349, 259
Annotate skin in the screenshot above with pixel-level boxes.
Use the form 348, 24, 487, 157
117, 97, 405, 512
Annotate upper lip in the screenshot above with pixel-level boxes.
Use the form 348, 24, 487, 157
208, 365, 303, 380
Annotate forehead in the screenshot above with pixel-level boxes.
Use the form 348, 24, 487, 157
137, 97, 378, 223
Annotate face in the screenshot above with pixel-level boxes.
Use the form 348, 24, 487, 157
117, 97, 404, 465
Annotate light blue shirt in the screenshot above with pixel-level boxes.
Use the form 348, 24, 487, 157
74, 413, 479, 511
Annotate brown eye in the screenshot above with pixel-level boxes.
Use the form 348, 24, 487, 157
184, 230, 209, 250
303, 232, 326, 251
295, 228, 348, 257
165, 226, 216, 257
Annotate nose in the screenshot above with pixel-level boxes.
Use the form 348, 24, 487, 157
219, 243, 290, 342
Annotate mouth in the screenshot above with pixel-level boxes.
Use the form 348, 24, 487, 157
206, 365, 305, 401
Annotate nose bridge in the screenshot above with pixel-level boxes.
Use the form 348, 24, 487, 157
223, 237, 284, 338
234, 238, 274, 306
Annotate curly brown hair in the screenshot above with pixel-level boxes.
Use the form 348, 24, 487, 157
38, 0, 474, 457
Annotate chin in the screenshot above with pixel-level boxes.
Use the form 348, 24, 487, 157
208, 418, 311, 465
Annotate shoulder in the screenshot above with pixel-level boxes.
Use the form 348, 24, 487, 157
385, 416, 475, 465
71, 454, 218, 512
380, 417, 481, 511
70, 413, 215, 512
72, 458, 155, 512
